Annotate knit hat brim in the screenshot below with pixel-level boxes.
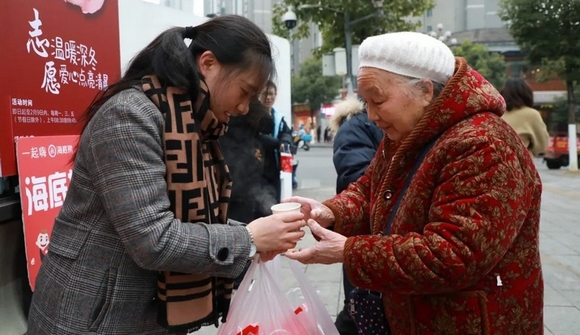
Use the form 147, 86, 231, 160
358, 32, 456, 84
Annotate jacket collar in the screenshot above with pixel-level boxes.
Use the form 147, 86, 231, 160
384, 57, 506, 157
329, 99, 365, 133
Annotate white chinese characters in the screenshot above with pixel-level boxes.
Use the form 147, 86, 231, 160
11, 104, 78, 125
26, 8, 109, 95
28, 145, 74, 158
42, 61, 60, 94
27, 8, 49, 58
24, 169, 73, 216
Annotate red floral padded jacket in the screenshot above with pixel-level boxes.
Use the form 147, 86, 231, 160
324, 58, 543, 335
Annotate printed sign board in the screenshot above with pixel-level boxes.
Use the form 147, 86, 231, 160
0, 0, 120, 176
16, 135, 78, 291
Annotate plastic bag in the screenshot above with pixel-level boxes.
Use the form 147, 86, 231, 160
218, 256, 309, 335
286, 259, 340, 335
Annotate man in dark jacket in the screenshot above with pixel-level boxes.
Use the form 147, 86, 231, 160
330, 98, 383, 335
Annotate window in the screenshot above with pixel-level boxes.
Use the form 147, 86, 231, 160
426, 9, 433, 17
427, 25, 433, 32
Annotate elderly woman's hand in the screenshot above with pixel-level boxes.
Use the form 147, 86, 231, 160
285, 219, 346, 265
282, 196, 335, 228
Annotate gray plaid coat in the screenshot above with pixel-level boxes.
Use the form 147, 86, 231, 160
26, 89, 252, 335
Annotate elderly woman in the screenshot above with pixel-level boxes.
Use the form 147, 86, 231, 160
286, 32, 543, 334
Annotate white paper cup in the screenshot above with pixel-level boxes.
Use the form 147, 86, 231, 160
271, 202, 301, 214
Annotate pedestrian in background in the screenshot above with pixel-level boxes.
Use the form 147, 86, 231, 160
257, 81, 294, 207
500, 77, 549, 157
330, 98, 383, 335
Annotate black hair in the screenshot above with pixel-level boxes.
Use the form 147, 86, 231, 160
266, 80, 277, 93
500, 77, 534, 111
77, 15, 274, 137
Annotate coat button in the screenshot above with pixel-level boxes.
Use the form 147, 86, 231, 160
383, 190, 393, 200
217, 247, 229, 261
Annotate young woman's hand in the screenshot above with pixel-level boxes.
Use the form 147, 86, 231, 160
282, 196, 335, 228
246, 212, 306, 252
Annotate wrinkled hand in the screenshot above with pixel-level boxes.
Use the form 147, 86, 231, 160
285, 220, 346, 265
282, 196, 335, 228
246, 212, 306, 252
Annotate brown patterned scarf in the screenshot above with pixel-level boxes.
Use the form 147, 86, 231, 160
141, 75, 234, 333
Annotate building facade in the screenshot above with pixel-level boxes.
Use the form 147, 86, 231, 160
415, 0, 504, 34
411, 0, 565, 109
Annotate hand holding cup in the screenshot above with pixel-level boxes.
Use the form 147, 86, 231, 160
281, 196, 335, 228
246, 211, 306, 253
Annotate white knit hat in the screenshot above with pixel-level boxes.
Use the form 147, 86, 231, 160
358, 32, 456, 84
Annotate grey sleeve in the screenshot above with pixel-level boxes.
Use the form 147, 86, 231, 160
228, 219, 248, 226
87, 92, 251, 278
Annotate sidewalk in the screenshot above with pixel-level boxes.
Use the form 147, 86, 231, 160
537, 165, 580, 334
308, 141, 334, 149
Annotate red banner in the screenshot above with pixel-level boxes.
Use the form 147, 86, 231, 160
0, 0, 120, 176
16, 135, 78, 291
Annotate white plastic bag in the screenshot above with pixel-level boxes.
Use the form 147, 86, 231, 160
218, 256, 309, 335
286, 259, 340, 335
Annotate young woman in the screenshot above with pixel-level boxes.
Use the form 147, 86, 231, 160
27, 15, 306, 335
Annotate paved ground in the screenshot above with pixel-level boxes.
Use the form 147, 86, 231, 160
198, 145, 580, 335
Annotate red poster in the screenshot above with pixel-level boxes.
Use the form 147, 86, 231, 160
16, 135, 79, 291
0, 0, 120, 176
